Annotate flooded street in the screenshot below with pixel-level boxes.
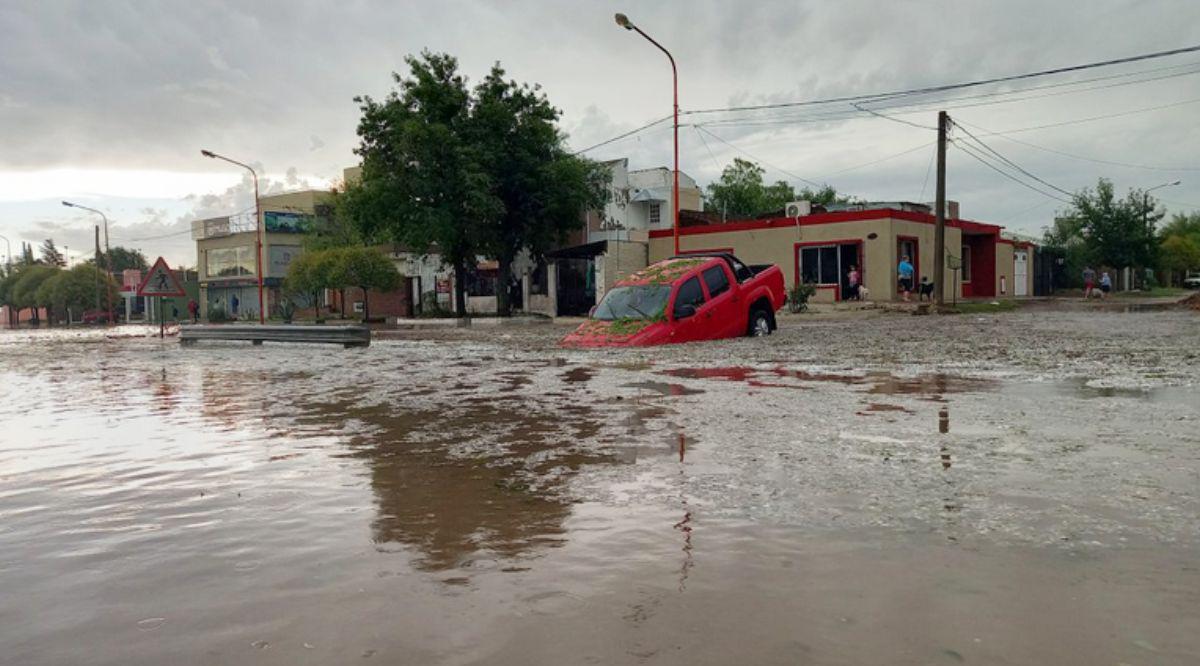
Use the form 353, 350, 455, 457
2, 310, 1199, 665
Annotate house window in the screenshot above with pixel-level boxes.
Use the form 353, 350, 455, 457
648, 202, 661, 226
961, 244, 972, 282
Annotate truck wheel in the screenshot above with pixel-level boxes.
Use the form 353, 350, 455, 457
749, 309, 772, 337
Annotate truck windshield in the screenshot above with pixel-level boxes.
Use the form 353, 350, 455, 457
592, 285, 672, 321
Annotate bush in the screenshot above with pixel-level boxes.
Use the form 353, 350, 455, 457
788, 282, 816, 313
207, 306, 229, 323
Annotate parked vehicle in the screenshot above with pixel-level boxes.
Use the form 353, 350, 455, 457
1184, 273, 1200, 289
561, 253, 787, 347
80, 309, 112, 324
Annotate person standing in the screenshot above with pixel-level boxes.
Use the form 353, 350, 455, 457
230, 293, 240, 317
897, 255, 914, 302
187, 299, 199, 324
1082, 266, 1096, 299
1099, 271, 1112, 299
847, 265, 861, 301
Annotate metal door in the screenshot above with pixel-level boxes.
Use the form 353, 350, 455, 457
1014, 250, 1029, 297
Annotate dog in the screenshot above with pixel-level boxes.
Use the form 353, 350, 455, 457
917, 278, 935, 301
855, 285, 870, 301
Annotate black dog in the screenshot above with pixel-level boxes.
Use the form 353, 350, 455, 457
918, 279, 935, 301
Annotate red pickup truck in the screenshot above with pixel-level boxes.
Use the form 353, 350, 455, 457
561, 253, 787, 347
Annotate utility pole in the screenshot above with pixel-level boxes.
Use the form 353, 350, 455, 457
933, 110, 949, 307
94, 226, 102, 311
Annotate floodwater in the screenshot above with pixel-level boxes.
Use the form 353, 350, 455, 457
2, 310, 1199, 665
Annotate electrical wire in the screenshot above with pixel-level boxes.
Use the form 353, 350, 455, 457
952, 117, 1200, 172
684, 43, 1200, 116
695, 126, 825, 188
952, 123, 1076, 197
572, 114, 674, 154
951, 138, 1072, 203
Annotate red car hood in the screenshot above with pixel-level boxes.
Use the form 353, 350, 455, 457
560, 318, 671, 347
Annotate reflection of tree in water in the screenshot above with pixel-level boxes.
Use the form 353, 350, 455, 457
319, 398, 615, 571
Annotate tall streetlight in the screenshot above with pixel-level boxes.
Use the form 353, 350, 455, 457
62, 201, 116, 325
0, 233, 11, 267
1141, 179, 1180, 289
201, 149, 265, 324
615, 12, 680, 256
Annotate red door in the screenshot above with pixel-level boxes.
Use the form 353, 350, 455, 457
669, 275, 710, 343
700, 263, 742, 338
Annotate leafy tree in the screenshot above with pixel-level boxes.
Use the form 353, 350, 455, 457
38, 265, 120, 324
704, 158, 853, 218
8, 265, 59, 324
465, 63, 607, 315
40, 239, 65, 267
346, 51, 602, 317
20, 242, 36, 266
1056, 178, 1161, 273
1160, 234, 1200, 278
1159, 211, 1200, 241
349, 51, 488, 317
88, 246, 148, 274
284, 249, 339, 323
331, 247, 401, 322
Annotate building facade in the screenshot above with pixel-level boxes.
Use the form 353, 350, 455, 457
647, 205, 1034, 303
194, 189, 332, 320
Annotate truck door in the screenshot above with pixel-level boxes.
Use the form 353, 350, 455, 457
670, 275, 708, 343
701, 264, 741, 338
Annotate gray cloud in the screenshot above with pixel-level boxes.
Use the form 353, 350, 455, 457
1, 0, 1199, 243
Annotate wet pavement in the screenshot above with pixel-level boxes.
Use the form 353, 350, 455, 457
1, 309, 1199, 665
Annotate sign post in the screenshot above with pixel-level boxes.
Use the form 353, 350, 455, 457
137, 257, 186, 339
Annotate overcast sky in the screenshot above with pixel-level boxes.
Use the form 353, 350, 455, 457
2, 0, 1199, 267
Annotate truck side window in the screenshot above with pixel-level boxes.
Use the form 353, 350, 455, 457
730, 258, 753, 282
702, 265, 730, 298
673, 277, 705, 318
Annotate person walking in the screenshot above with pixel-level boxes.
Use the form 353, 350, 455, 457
187, 299, 199, 324
1099, 271, 1112, 299
1082, 266, 1096, 299
897, 255, 915, 302
847, 265, 861, 301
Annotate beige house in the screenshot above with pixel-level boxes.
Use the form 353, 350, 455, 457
647, 204, 1033, 303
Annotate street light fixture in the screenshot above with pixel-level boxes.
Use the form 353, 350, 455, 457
614, 12, 681, 256
0, 233, 11, 267
62, 200, 116, 325
201, 149, 265, 324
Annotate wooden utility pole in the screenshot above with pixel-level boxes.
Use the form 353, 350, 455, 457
933, 110, 949, 307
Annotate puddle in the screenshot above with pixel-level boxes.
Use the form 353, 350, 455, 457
562, 367, 595, 383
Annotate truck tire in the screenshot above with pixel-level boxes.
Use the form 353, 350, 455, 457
748, 308, 772, 337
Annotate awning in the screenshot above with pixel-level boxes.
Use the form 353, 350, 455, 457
630, 187, 669, 203
546, 240, 607, 259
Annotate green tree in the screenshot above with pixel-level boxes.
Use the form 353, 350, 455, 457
42, 264, 120, 324
705, 158, 853, 218
332, 247, 401, 322
349, 51, 489, 317
1159, 211, 1200, 240
1057, 178, 1161, 274
284, 249, 338, 323
9, 265, 59, 325
89, 246, 148, 274
466, 63, 607, 315
1160, 234, 1200, 282
40, 239, 65, 267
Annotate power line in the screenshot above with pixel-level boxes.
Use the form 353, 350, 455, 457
684, 43, 1200, 116
951, 138, 1072, 203
952, 117, 1200, 172
851, 102, 937, 130
952, 123, 1075, 197
968, 96, 1200, 136
695, 126, 827, 189
572, 114, 674, 154
918, 143, 937, 202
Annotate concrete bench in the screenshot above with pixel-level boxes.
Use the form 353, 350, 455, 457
180, 324, 370, 348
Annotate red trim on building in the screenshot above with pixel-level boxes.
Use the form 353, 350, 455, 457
793, 239, 864, 301
678, 247, 734, 255
649, 208, 1007, 239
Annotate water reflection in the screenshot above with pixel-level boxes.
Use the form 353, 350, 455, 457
292, 395, 620, 571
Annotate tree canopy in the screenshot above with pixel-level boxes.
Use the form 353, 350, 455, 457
704, 158, 854, 218
345, 51, 604, 316
40, 239, 65, 267
88, 246, 148, 273
1051, 178, 1161, 271
1158, 211, 1200, 280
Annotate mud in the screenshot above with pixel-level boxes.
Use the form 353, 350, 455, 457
2, 309, 1199, 665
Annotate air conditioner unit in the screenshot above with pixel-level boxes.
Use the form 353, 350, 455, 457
785, 201, 811, 218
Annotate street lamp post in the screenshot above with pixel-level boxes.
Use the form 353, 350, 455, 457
1142, 179, 1181, 289
62, 201, 116, 325
0, 233, 11, 267
201, 149, 265, 324
615, 12, 680, 256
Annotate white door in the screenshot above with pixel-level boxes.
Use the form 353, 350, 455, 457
1013, 250, 1028, 297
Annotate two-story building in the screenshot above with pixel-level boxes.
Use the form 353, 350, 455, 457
193, 189, 332, 320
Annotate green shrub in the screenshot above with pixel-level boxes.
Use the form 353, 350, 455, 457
788, 282, 816, 313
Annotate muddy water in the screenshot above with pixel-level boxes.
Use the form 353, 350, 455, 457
2, 312, 1199, 665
